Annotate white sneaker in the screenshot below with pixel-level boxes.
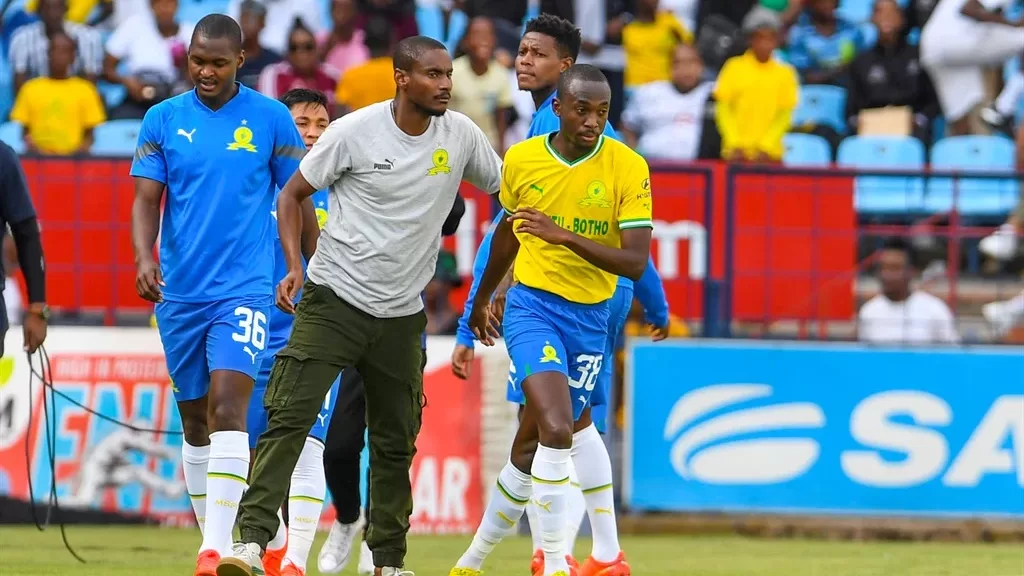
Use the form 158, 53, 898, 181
379, 568, 415, 576
983, 297, 1024, 338
357, 540, 375, 575
317, 518, 365, 574
216, 542, 265, 576
980, 224, 1019, 261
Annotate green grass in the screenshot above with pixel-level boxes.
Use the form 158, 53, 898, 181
0, 526, 1020, 576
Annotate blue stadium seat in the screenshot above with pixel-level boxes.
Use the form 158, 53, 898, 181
0, 122, 24, 153
416, 5, 444, 42
793, 85, 848, 134
925, 136, 1017, 217
837, 136, 925, 215
91, 119, 143, 157
783, 133, 832, 167
838, 0, 874, 23
445, 9, 468, 55
177, 0, 225, 25
97, 81, 127, 109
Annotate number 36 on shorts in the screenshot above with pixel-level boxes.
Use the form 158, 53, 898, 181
233, 306, 267, 352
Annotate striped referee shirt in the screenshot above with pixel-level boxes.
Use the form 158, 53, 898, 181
9, 21, 103, 80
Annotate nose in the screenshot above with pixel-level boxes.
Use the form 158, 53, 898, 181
439, 75, 452, 91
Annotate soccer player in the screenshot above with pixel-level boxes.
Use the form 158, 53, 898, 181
450, 14, 668, 574
247, 88, 341, 576
218, 36, 502, 576
130, 14, 307, 576
451, 65, 653, 576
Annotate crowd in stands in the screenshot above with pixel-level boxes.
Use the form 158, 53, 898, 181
1, 0, 1023, 340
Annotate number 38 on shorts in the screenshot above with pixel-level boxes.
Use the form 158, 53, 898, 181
508, 340, 605, 421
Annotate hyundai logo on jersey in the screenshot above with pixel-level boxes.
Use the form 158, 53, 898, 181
626, 341, 1024, 517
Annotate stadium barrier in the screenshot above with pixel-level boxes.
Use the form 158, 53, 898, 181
0, 327, 515, 534
625, 339, 1024, 519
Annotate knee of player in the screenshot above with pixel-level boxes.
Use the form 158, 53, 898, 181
536, 419, 574, 450
179, 412, 210, 445
207, 400, 248, 432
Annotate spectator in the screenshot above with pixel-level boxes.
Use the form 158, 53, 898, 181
981, 57, 1023, 135
663, 0, 700, 31
424, 250, 461, 336
462, 0, 529, 54
227, 0, 322, 55
858, 238, 959, 344
449, 17, 513, 153
9, 0, 103, 92
787, 0, 866, 86
621, 43, 719, 161
622, 0, 693, 89
714, 8, 799, 163
11, 30, 106, 155
335, 15, 395, 114
237, 0, 282, 89
24, 0, 97, 24
258, 20, 338, 107
920, 0, 1024, 135
103, 0, 191, 119
319, 0, 370, 78
357, 0, 418, 41
846, 0, 939, 143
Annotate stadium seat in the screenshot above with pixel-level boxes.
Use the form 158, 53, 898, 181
793, 85, 848, 134
783, 133, 832, 167
838, 0, 874, 23
416, 5, 444, 42
925, 136, 1017, 217
91, 119, 143, 157
444, 9, 468, 55
837, 136, 925, 215
0, 122, 24, 153
176, 0, 224, 24
97, 81, 127, 110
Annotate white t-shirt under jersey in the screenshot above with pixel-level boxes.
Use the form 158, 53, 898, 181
299, 101, 502, 318
858, 290, 960, 345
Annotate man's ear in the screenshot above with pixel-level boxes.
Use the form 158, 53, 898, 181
552, 98, 561, 118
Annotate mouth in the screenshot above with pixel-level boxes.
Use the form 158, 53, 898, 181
197, 79, 217, 91
435, 95, 450, 104
578, 132, 598, 143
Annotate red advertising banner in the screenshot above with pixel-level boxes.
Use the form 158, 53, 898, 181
20, 159, 856, 323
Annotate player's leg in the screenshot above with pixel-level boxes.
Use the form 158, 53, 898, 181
575, 286, 632, 575
222, 282, 369, 576
247, 360, 288, 576
318, 368, 368, 574
202, 296, 275, 560
155, 300, 214, 571
452, 404, 539, 575
509, 364, 547, 563
282, 375, 342, 574
357, 309, 427, 571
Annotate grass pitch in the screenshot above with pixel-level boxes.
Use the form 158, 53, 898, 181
0, 525, 1020, 575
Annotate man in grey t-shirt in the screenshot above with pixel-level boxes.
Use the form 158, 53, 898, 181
221, 37, 501, 576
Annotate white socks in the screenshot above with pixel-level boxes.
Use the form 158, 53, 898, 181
181, 441, 210, 539
565, 465, 586, 556
199, 430, 250, 555
532, 444, 572, 575
573, 424, 620, 563
455, 461, 532, 570
526, 497, 543, 552
284, 437, 327, 570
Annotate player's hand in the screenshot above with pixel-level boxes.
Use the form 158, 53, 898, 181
276, 268, 304, 314
450, 344, 475, 379
135, 257, 164, 303
469, 301, 500, 346
490, 273, 514, 325
650, 324, 670, 342
509, 207, 570, 245
23, 305, 47, 354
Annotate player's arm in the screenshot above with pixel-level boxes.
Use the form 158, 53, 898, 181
299, 196, 319, 261
635, 257, 670, 329
130, 107, 168, 303
470, 214, 520, 344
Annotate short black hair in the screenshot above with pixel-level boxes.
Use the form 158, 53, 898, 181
364, 15, 394, 56
523, 14, 581, 61
280, 88, 328, 111
881, 237, 914, 262
193, 14, 243, 52
394, 35, 447, 70
288, 17, 313, 38
557, 64, 609, 96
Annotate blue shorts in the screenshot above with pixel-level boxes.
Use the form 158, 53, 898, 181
155, 295, 272, 402
248, 353, 341, 449
591, 284, 633, 433
503, 285, 610, 420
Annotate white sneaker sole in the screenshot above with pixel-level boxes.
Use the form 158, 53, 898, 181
216, 556, 264, 576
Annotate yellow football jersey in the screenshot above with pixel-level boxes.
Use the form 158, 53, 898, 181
499, 134, 654, 304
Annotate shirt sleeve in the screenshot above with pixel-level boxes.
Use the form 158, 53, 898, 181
9, 83, 32, 125
0, 144, 37, 226
462, 119, 503, 195
617, 153, 654, 230
105, 20, 133, 60
299, 118, 352, 191
79, 28, 103, 76
634, 257, 670, 327
130, 105, 168, 184
81, 83, 107, 128
934, 302, 961, 344
9, 31, 31, 74
497, 157, 518, 214
271, 106, 307, 190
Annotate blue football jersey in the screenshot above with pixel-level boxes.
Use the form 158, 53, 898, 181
131, 85, 306, 303
266, 189, 328, 354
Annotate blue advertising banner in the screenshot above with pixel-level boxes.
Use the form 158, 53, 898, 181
626, 340, 1024, 517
